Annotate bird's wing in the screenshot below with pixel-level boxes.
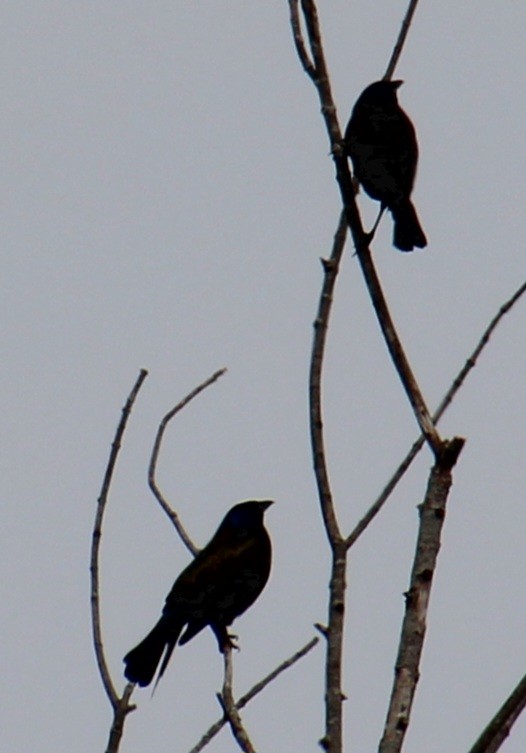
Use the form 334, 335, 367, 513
164, 532, 269, 612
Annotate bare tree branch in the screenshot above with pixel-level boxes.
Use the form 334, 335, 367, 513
307, 209, 348, 753
291, 0, 443, 458
378, 438, 465, 753
289, 0, 316, 78
216, 646, 256, 753
384, 0, 422, 80
356, 251, 443, 454
467, 671, 526, 753
318, 544, 348, 753
148, 367, 227, 556
90, 370, 149, 752
90, 368, 148, 708
189, 637, 319, 753
309, 210, 348, 545
289, 2, 454, 750
294, 0, 343, 149
105, 683, 136, 753
345, 279, 526, 549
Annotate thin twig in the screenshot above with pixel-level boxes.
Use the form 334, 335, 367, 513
384, 0, 422, 80
345, 279, 526, 549
189, 637, 319, 753
148, 367, 227, 557
378, 439, 465, 753
216, 646, 256, 753
468, 671, 526, 753
309, 210, 348, 545
90, 368, 148, 708
289, 0, 316, 77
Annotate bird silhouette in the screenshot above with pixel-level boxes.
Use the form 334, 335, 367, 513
344, 80, 427, 251
123, 499, 273, 688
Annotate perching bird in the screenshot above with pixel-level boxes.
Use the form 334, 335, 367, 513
123, 499, 273, 688
344, 79, 427, 252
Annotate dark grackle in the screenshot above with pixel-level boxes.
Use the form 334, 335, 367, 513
123, 499, 273, 688
345, 80, 427, 252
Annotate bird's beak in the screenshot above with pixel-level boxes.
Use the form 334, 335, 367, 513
259, 500, 274, 510
392, 79, 404, 89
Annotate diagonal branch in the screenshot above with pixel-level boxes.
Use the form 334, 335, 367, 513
189, 637, 319, 753
354, 250, 443, 455
384, 0, 422, 80
467, 670, 526, 753
345, 278, 526, 549
148, 367, 227, 557
378, 438, 465, 753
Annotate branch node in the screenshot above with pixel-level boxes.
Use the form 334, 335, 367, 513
436, 436, 466, 469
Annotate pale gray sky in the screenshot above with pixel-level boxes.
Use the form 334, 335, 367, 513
3, 3, 526, 752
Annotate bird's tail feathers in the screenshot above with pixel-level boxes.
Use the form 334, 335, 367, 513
391, 200, 427, 252
153, 635, 178, 692
124, 617, 181, 688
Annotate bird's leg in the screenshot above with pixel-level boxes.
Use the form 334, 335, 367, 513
367, 205, 386, 243
352, 205, 386, 256
212, 624, 240, 653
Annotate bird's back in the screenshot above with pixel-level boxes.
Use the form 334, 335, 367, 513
164, 523, 272, 627
345, 97, 418, 201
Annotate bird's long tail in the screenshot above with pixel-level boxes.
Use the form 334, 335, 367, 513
391, 200, 427, 252
123, 618, 180, 688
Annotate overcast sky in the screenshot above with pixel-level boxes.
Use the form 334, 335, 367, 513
3, 3, 526, 752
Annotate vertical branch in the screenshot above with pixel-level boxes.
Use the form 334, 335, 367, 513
378, 438, 464, 753
217, 647, 256, 753
90, 370, 147, 752
105, 683, 136, 753
319, 544, 347, 753
309, 211, 347, 544
90, 368, 148, 707
308, 212, 348, 753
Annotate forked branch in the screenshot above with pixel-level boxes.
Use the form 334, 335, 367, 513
148, 367, 227, 556
189, 637, 319, 753
346, 279, 526, 550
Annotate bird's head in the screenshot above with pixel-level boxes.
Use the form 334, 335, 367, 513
221, 499, 274, 533
357, 79, 403, 107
